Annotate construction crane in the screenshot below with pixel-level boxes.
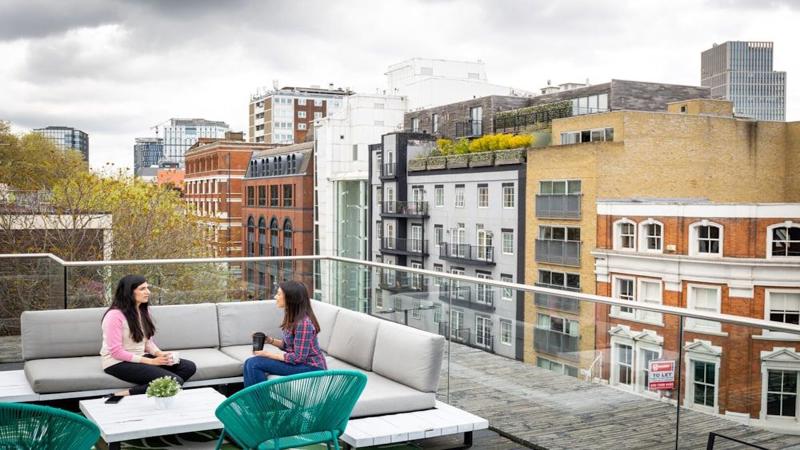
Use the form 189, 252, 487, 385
150, 119, 171, 137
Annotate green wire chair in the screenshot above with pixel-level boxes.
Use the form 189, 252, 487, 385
215, 370, 367, 450
0, 402, 100, 450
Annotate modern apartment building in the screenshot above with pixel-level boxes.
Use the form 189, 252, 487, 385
184, 132, 277, 257
241, 142, 314, 298
701, 41, 786, 121
368, 132, 526, 360
160, 118, 230, 167
32, 126, 89, 161
313, 94, 407, 308
594, 200, 800, 431
133, 137, 164, 174
248, 86, 351, 145
524, 98, 800, 377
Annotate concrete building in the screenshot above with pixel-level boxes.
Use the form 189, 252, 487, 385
184, 132, 278, 257
133, 137, 164, 174
524, 98, 800, 377
32, 126, 89, 161
248, 86, 352, 145
241, 142, 315, 298
594, 200, 800, 432
702, 41, 786, 121
312, 94, 408, 306
369, 132, 526, 360
160, 118, 230, 167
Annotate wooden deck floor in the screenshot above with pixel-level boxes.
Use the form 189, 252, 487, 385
438, 343, 800, 450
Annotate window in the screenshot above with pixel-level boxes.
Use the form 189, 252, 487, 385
434, 225, 444, 247
767, 370, 798, 417
434, 185, 444, 207
477, 185, 488, 208
314, 99, 323, 107
270, 185, 279, 207
297, 123, 307, 130
539, 270, 580, 290
454, 185, 464, 208
769, 223, 800, 257
539, 180, 581, 195
500, 320, 512, 346
450, 310, 464, 339
314, 112, 323, 120
411, 117, 420, 132
502, 231, 514, 254
538, 357, 579, 377
640, 220, 663, 252
560, 127, 613, 144
246, 186, 255, 206
614, 277, 635, 316
298, 111, 307, 118
475, 316, 492, 349
537, 313, 579, 336
298, 98, 306, 106
283, 185, 293, 207
692, 361, 716, 408
768, 291, 800, 325
432, 114, 439, 133
539, 225, 580, 241
638, 280, 663, 324
411, 260, 423, 292
690, 221, 723, 256
433, 263, 443, 286
614, 219, 636, 250
433, 304, 442, 323
257, 186, 266, 207
501, 274, 513, 301
615, 344, 633, 386
639, 348, 661, 394
476, 272, 491, 305
687, 285, 722, 333
411, 225, 423, 253
502, 184, 515, 208
476, 229, 492, 261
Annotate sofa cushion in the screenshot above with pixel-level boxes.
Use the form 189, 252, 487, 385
326, 309, 380, 371
327, 357, 435, 417
25, 356, 132, 394
371, 320, 445, 393
147, 303, 217, 350
219, 344, 284, 363
216, 301, 283, 347
173, 348, 243, 380
310, 300, 339, 352
21, 308, 106, 360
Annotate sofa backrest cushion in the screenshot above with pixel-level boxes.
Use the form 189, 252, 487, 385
216, 300, 282, 347
371, 320, 445, 393
326, 309, 380, 371
150, 303, 219, 350
310, 300, 339, 352
22, 307, 106, 360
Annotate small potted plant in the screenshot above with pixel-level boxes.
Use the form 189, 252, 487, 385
146, 376, 181, 410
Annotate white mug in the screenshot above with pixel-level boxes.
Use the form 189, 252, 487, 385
169, 351, 180, 365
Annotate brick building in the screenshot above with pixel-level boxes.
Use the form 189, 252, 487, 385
184, 132, 278, 257
241, 142, 314, 297
593, 200, 800, 431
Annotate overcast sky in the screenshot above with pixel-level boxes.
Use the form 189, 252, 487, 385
1, 0, 798, 172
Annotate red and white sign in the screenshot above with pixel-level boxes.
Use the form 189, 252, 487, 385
648, 360, 675, 390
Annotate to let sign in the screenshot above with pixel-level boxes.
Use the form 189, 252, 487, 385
648, 360, 675, 390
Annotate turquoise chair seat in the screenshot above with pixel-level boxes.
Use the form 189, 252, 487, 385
215, 370, 367, 450
0, 402, 100, 450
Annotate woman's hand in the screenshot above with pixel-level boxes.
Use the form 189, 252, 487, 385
144, 354, 171, 366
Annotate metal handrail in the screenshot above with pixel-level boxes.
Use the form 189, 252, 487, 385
3, 252, 800, 334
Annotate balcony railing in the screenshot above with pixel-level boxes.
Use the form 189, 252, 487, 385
534, 285, 580, 313
380, 201, 429, 218
437, 324, 494, 353
380, 163, 397, 179
535, 194, 582, 219
378, 273, 429, 293
438, 283, 494, 312
380, 237, 428, 256
535, 240, 580, 267
454, 120, 483, 138
439, 243, 495, 265
533, 327, 579, 361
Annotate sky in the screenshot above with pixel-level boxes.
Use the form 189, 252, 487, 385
0, 0, 798, 172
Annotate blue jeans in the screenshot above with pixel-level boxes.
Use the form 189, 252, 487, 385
243, 356, 321, 387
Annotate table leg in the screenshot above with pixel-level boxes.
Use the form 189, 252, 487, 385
462, 431, 473, 448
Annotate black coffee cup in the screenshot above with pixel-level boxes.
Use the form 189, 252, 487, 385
252, 332, 266, 351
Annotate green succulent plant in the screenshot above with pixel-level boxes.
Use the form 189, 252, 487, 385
146, 376, 181, 398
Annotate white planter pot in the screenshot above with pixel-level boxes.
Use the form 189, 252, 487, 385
154, 396, 176, 410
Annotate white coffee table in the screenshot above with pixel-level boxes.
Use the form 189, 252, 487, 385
79, 387, 226, 450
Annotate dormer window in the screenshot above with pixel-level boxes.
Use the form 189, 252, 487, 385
769, 222, 800, 258
613, 219, 636, 251
689, 221, 723, 257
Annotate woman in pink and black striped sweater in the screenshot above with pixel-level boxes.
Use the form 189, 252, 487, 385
101, 275, 196, 396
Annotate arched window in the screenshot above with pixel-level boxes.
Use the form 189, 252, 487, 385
768, 222, 800, 258
689, 220, 723, 257
258, 216, 266, 256
613, 218, 637, 251
246, 216, 255, 256
283, 219, 293, 256
638, 219, 664, 253
270, 217, 279, 256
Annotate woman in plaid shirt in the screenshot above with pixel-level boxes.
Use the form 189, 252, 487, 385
243, 280, 327, 387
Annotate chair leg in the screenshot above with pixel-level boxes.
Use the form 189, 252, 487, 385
214, 429, 226, 450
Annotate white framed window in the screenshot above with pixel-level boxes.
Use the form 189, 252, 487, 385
639, 219, 663, 253
686, 284, 722, 333
614, 343, 634, 387
434, 186, 444, 207
539, 180, 581, 195
476, 272, 492, 305
501, 274, 513, 301
638, 347, 662, 396
298, 111, 307, 118
476, 229, 492, 261
314, 99, 323, 107
450, 309, 464, 339
434, 225, 444, 249
433, 304, 442, 323
500, 320, 512, 346
637, 279, 663, 324
613, 218, 637, 251
454, 186, 464, 208
502, 231, 514, 255
768, 222, 800, 258
612, 275, 636, 318
764, 290, 800, 339
411, 300, 422, 319
691, 360, 717, 411
477, 185, 489, 208
411, 225, 423, 253
766, 370, 799, 419
538, 225, 580, 241
410, 261, 423, 291
297, 123, 307, 130
411, 117, 420, 132
538, 270, 580, 290
475, 316, 492, 349
298, 98, 307, 106
433, 263, 443, 286
689, 221, 723, 257
503, 184, 515, 208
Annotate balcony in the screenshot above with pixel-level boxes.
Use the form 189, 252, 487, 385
439, 243, 495, 266
535, 239, 581, 267
534, 285, 580, 313
378, 272, 429, 293
380, 163, 397, 179
379, 201, 429, 218
535, 194, 582, 219
438, 284, 494, 312
533, 327, 579, 361
454, 120, 483, 138
438, 323, 494, 353
379, 237, 429, 257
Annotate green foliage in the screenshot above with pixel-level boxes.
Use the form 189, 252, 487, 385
466, 134, 533, 153
146, 376, 181, 398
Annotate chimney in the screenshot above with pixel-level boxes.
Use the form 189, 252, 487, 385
225, 131, 245, 142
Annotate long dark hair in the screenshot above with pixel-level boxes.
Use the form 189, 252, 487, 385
279, 280, 320, 334
103, 274, 156, 343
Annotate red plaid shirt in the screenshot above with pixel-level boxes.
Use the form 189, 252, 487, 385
282, 316, 327, 369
